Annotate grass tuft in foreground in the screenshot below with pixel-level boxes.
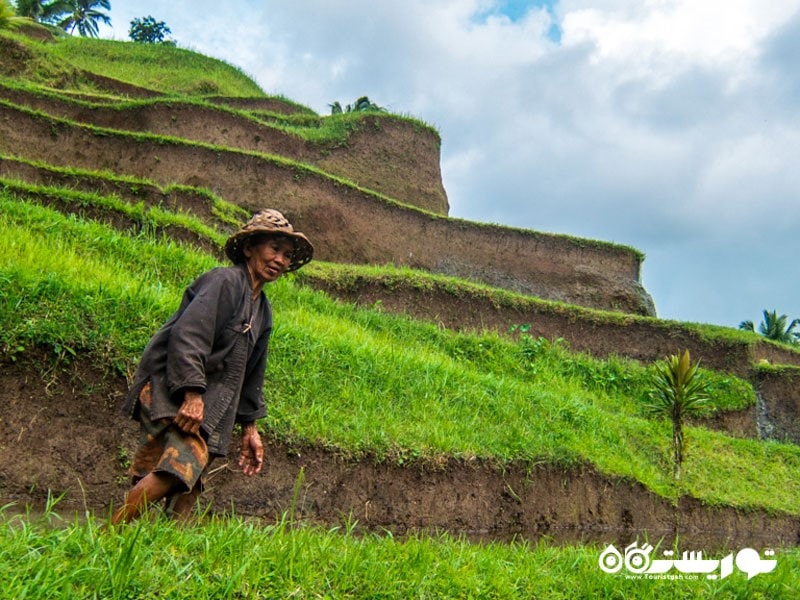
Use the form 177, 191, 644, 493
1, 500, 798, 599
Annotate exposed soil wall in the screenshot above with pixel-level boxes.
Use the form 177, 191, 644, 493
0, 156, 233, 233
2, 354, 797, 549
755, 368, 800, 444
12, 156, 793, 378
297, 274, 800, 375
0, 103, 654, 315
0, 84, 448, 215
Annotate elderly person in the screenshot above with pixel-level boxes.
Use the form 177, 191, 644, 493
111, 209, 313, 524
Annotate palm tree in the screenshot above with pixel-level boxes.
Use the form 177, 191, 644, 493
14, 0, 64, 23
329, 96, 385, 115
0, 0, 39, 31
13, 0, 42, 19
739, 309, 800, 345
646, 350, 708, 480
50, 0, 110, 37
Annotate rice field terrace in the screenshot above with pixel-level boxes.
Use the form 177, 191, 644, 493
2, 23, 800, 598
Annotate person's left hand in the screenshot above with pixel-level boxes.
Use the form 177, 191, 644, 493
239, 423, 264, 476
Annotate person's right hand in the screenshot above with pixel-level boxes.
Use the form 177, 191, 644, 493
174, 390, 204, 434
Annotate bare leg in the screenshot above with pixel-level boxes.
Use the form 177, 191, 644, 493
111, 471, 181, 525
166, 485, 201, 521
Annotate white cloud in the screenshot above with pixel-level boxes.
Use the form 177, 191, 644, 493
696, 128, 800, 224
559, 0, 800, 93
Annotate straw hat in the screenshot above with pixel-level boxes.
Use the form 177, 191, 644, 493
224, 209, 313, 271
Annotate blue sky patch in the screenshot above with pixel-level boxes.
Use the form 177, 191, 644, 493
479, 0, 562, 42
500, 0, 558, 21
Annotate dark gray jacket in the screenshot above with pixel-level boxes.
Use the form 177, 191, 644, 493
123, 263, 271, 455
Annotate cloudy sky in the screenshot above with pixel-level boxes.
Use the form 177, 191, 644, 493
98, 1, 800, 329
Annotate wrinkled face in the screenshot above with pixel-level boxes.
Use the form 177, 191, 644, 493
243, 236, 295, 286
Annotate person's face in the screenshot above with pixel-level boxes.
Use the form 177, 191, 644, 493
243, 236, 295, 286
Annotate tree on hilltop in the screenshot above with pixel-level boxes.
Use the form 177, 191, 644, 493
739, 309, 800, 345
129, 15, 173, 44
11, 0, 36, 19
329, 96, 385, 115
11, 0, 60, 21
12, 0, 41, 19
46, 0, 110, 37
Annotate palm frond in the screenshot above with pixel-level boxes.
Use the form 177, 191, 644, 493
738, 320, 754, 332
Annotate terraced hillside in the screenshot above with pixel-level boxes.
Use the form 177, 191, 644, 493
3, 27, 800, 549
0, 30, 655, 316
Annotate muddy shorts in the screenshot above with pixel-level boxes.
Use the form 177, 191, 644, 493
129, 382, 210, 493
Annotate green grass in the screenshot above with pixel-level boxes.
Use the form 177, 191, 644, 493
1, 29, 264, 98
0, 196, 215, 367
3, 197, 800, 515
1, 500, 798, 599
0, 178, 226, 246
0, 153, 251, 228
44, 36, 267, 97
276, 109, 441, 147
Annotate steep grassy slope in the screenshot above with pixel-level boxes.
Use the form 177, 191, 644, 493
4, 28, 267, 97
3, 193, 800, 534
